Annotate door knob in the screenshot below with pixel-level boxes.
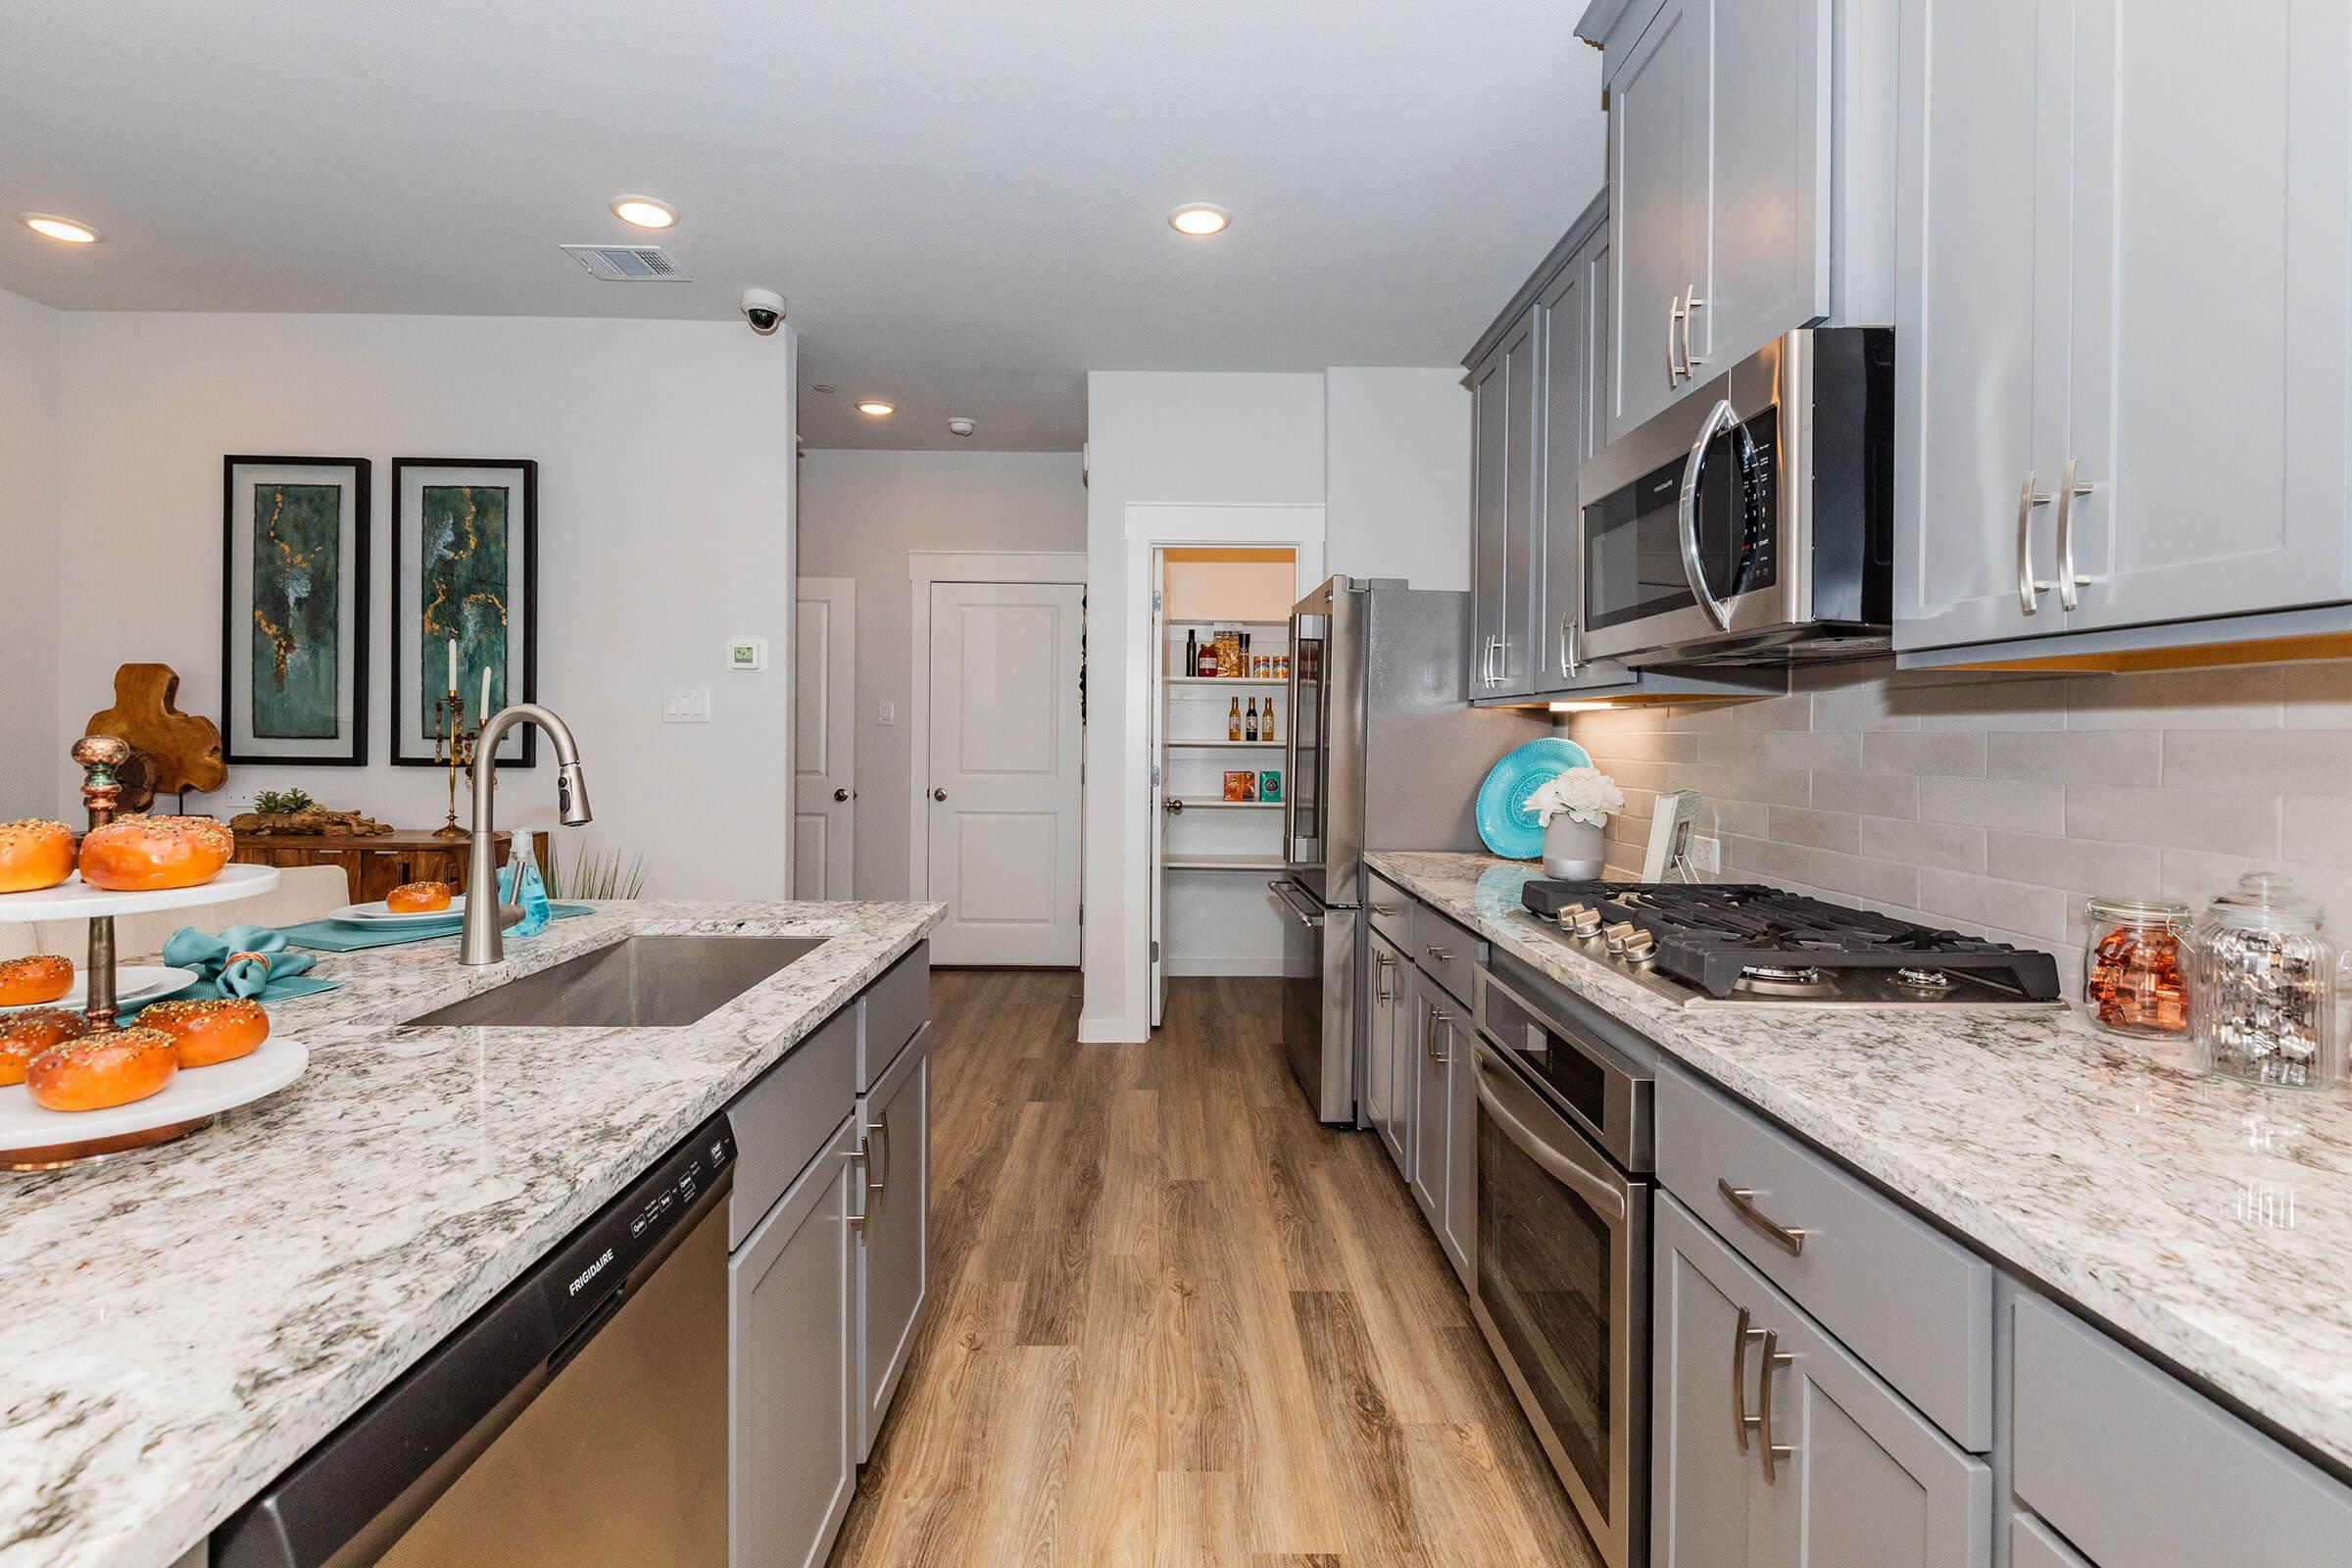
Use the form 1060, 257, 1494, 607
932, 787, 948, 802
833, 787, 850, 803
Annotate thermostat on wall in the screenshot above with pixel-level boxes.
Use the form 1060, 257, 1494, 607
728, 638, 768, 672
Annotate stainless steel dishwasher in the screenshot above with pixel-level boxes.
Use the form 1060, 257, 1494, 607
213, 1113, 736, 1567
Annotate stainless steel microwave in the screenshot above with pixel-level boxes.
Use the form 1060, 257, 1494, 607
1578, 327, 1894, 666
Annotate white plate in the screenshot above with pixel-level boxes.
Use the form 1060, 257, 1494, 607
328, 895, 466, 926
0, 965, 198, 1014
0, 1034, 309, 1152
0, 863, 280, 922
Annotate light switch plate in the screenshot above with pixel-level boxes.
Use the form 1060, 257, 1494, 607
727, 638, 767, 672
878, 702, 896, 726
662, 690, 711, 724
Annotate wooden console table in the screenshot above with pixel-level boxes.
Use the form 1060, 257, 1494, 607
230, 829, 554, 905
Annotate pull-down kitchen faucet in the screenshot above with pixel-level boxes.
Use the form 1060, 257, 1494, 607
461, 704, 592, 965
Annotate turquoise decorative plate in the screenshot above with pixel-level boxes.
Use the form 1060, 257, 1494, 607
1474, 737, 1595, 859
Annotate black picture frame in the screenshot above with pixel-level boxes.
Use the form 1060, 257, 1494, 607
220, 455, 371, 766
391, 458, 539, 767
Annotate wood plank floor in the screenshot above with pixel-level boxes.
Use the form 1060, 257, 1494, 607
828, 970, 1602, 1568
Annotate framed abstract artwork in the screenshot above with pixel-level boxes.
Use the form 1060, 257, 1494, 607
220, 456, 370, 765
392, 459, 539, 766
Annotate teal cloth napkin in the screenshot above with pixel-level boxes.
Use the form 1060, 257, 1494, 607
278, 903, 593, 954
123, 974, 342, 1018
161, 923, 318, 996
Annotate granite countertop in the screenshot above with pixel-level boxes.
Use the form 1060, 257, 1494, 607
1366, 850, 2352, 1477
0, 898, 943, 1568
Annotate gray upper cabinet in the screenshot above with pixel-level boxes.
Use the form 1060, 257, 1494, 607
1653, 1194, 1992, 1568
1896, 0, 2352, 662
1603, 0, 1702, 445
1591, 0, 1878, 450
1471, 305, 1542, 697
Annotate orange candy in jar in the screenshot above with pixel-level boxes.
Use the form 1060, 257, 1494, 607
2082, 896, 2190, 1037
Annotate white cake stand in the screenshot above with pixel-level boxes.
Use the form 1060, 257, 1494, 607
0, 863, 294, 1169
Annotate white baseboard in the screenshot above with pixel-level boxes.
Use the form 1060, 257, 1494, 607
1163, 956, 1311, 977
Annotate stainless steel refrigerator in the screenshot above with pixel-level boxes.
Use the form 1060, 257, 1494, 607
1269, 577, 1549, 1123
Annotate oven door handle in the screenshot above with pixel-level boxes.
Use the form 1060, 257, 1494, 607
1474, 1044, 1626, 1221
1675, 397, 1742, 632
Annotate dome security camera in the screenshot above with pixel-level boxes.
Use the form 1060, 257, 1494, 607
740, 288, 785, 336
947, 416, 976, 439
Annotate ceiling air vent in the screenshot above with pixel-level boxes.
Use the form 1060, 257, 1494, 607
560, 243, 691, 282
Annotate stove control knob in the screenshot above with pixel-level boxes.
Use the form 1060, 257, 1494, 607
1571, 909, 1604, 938
1603, 919, 1637, 954
1624, 932, 1656, 963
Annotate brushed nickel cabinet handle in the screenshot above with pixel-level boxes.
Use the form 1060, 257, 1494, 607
1718, 1179, 1808, 1255
1425, 944, 1455, 962
2055, 456, 2098, 611
1682, 286, 1706, 371
2016, 470, 2055, 614
1669, 292, 1689, 382
1374, 951, 1396, 1004
1757, 1330, 1794, 1482
866, 1109, 891, 1194
1427, 1005, 1451, 1063
1732, 1305, 1766, 1452
844, 1143, 870, 1229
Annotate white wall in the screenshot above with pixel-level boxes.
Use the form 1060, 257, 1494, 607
1082, 371, 1327, 1039
1324, 367, 1473, 592
797, 448, 1085, 899
53, 313, 798, 899
0, 289, 62, 816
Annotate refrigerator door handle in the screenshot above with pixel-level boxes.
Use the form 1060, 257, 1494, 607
1281, 619, 1302, 861
1267, 879, 1325, 927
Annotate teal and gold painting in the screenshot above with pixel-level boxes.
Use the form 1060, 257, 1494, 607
393, 458, 536, 765
223, 456, 368, 765
417, 483, 512, 722
248, 482, 342, 739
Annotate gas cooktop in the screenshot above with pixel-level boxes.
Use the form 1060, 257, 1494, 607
1517, 879, 2067, 1009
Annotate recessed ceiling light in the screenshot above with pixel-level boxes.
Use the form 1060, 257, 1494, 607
608, 194, 678, 230
19, 213, 101, 245
856, 400, 896, 417
1167, 203, 1231, 237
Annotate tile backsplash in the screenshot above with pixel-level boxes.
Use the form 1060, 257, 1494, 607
1561, 660, 2352, 995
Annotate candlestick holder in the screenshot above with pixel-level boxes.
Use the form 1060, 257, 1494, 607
431, 690, 484, 840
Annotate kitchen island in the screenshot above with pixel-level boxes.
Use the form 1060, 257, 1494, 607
1367, 850, 2352, 1487
0, 898, 942, 1568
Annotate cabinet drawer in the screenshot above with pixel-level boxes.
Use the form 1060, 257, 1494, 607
728, 1004, 858, 1249
858, 940, 929, 1092
1366, 872, 1412, 953
1408, 903, 1483, 1008
2013, 1292, 2352, 1568
1656, 1066, 1991, 1448
2009, 1512, 2090, 1568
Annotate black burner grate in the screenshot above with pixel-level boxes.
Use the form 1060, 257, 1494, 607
1521, 880, 2064, 1001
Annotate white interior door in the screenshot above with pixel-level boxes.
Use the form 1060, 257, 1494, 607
793, 578, 856, 900
925, 581, 1085, 965
1148, 553, 1168, 1027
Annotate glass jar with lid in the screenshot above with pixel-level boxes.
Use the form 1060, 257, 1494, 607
2082, 896, 2190, 1038
2188, 872, 2341, 1089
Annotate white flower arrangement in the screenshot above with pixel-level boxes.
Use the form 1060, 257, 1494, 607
1528, 765, 1625, 828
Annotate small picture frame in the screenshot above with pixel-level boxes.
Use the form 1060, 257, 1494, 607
1258, 770, 1283, 804
1222, 770, 1258, 802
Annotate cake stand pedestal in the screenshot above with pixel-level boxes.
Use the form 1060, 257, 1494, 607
0, 736, 290, 1168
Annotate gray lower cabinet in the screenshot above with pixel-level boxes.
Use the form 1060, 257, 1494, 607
1895, 0, 2352, 662
856, 1023, 931, 1462
1653, 1194, 1991, 1568
1367, 931, 1408, 1173
731, 1113, 859, 1568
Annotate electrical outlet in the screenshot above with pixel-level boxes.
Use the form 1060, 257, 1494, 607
662, 690, 711, 724
1690, 835, 1722, 875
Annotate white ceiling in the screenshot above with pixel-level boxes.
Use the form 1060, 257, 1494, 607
0, 2, 1604, 451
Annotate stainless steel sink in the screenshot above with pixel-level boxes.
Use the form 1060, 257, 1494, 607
403, 935, 827, 1028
